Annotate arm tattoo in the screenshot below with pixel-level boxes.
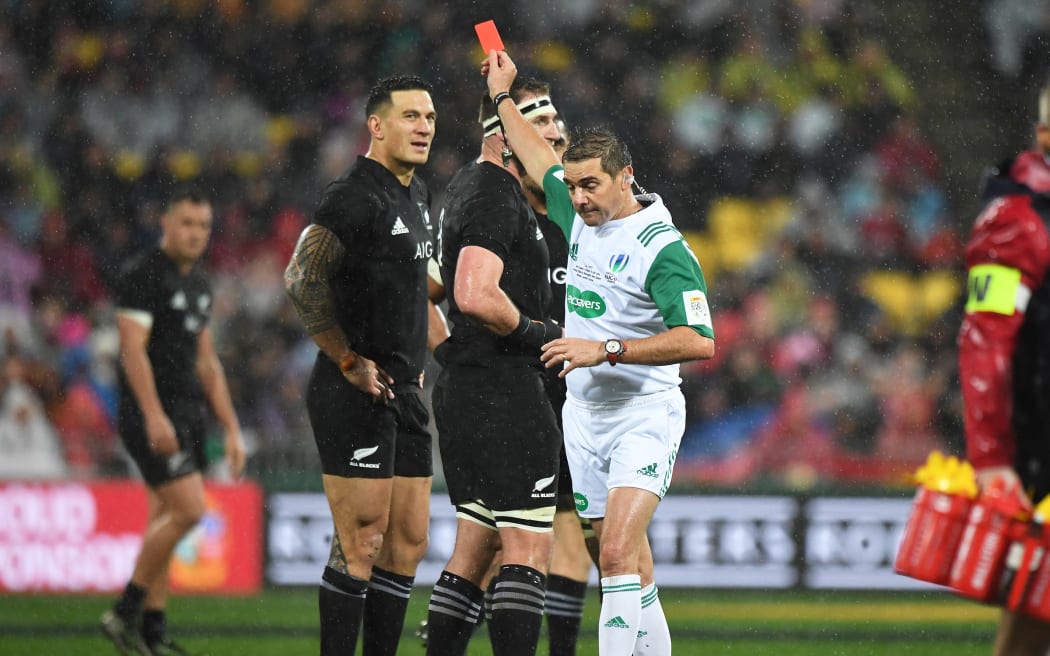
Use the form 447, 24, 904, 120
327, 527, 349, 573
284, 225, 346, 335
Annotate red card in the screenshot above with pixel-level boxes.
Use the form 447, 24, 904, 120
475, 20, 505, 54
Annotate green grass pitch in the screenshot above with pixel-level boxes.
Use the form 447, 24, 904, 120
0, 587, 1000, 655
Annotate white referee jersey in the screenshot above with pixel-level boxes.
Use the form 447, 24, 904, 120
543, 166, 714, 403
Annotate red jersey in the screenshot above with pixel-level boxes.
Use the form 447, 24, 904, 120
960, 152, 1050, 471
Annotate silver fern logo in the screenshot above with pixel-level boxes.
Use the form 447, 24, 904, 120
531, 474, 556, 498
533, 474, 556, 491
350, 446, 381, 469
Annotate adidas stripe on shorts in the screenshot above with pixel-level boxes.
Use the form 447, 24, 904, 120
563, 387, 685, 519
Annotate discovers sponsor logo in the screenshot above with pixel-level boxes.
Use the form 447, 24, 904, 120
574, 492, 589, 513
567, 285, 606, 318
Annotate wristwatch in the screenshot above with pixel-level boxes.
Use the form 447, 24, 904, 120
604, 339, 626, 365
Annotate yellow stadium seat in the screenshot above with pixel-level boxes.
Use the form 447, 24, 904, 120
681, 231, 720, 285
861, 270, 962, 336
706, 196, 793, 272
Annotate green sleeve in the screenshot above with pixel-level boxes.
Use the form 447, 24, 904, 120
644, 240, 715, 338
542, 165, 574, 241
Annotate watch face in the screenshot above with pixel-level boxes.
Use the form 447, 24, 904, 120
605, 340, 621, 354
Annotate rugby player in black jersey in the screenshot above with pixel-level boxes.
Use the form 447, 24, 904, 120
420, 117, 594, 656
423, 80, 564, 656
101, 188, 246, 656
283, 75, 444, 656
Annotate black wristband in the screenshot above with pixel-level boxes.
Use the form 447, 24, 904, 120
512, 312, 532, 338
506, 313, 559, 353
492, 91, 512, 108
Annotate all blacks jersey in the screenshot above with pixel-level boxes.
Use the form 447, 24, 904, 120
312, 156, 435, 384
438, 160, 552, 368
116, 247, 211, 404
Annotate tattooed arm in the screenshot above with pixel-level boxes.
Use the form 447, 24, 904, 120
285, 224, 394, 400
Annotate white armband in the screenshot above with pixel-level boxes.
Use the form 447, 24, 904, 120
117, 308, 154, 329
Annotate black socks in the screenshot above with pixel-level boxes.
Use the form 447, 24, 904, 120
318, 566, 368, 656
426, 570, 484, 656
363, 567, 414, 656
488, 564, 547, 656
545, 574, 588, 656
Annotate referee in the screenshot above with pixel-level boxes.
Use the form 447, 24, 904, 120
284, 75, 441, 656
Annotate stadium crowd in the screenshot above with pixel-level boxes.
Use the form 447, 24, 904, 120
0, 0, 986, 489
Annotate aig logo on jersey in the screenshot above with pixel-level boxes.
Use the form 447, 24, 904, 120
548, 266, 567, 286
414, 240, 434, 261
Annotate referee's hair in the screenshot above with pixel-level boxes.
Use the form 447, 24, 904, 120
563, 126, 632, 179
366, 75, 433, 118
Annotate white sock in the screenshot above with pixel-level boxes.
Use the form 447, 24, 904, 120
634, 583, 672, 655
599, 574, 642, 656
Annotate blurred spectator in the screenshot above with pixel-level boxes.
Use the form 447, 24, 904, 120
49, 373, 116, 476
35, 210, 106, 307
984, 0, 1050, 77
187, 71, 268, 155
871, 342, 946, 471
786, 84, 845, 176
844, 39, 914, 110
0, 219, 40, 342
724, 343, 782, 409
809, 335, 880, 456
875, 114, 940, 192
672, 86, 728, 157
0, 354, 67, 479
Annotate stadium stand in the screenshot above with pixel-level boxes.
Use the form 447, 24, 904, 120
0, 1, 1023, 490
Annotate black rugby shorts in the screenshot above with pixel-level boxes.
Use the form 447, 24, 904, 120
307, 356, 432, 479
434, 364, 560, 510
119, 397, 206, 488
544, 371, 576, 511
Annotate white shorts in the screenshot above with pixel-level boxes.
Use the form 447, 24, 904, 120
562, 388, 685, 519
